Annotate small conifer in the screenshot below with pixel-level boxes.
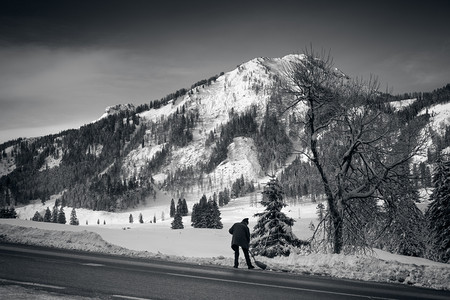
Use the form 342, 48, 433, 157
171, 212, 184, 229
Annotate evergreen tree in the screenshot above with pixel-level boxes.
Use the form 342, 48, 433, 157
250, 176, 304, 257
139, 213, 144, 223
0, 207, 17, 218
57, 206, 66, 224
43, 207, 51, 222
177, 198, 183, 214
207, 199, 223, 229
153, 214, 156, 223
129, 213, 133, 223
69, 208, 79, 225
223, 188, 230, 205
218, 191, 224, 207
316, 203, 325, 221
375, 169, 426, 257
181, 199, 188, 216
32, 211, 43, 222
51, 205, 58, 223
170, 199, 176, 218
191, 195, 208, 228
191, 195, 222, 228
171, 211, 184, 229
426, 159, 450, 263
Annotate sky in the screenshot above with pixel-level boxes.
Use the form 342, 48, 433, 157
0, 0, 449, 143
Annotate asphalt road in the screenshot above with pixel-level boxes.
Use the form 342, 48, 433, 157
0, 244, 449, 300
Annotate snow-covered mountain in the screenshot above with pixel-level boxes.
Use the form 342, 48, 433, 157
127, 55, 305, 187
0, 55, 449, 210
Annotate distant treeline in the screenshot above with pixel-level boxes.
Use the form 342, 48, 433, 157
135, 72, 224, 114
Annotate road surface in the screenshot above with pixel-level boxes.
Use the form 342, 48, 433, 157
0, 244, 448, 300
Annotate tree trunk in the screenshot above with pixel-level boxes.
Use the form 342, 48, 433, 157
331, 209, 343, 254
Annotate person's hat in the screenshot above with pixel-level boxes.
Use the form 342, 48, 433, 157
242, 218, 249, 224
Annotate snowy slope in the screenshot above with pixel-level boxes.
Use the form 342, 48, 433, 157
413, 102, 450, 163
389, 98, 417, 111
419, 102, 450, 130
120, 55, 308, 189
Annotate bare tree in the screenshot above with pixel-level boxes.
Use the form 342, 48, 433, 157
282, 48, 427, 254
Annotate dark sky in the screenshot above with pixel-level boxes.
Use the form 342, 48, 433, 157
1, 0, 449, 143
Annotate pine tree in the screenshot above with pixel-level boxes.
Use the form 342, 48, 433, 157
32, 211, 43, 222
218, 191, 224, 207
51, 205, 58, 223
177, 198, 183, 214
171, 211, 184, 229
43, 207, 51, 222
129, 214, 134, 223
224, 188, 230, 205
250, 176, 304, 257
57, 206, 66, 224
191, 195, 222, 228
139, 213, 144, 223
69, 208, 79, 225
207, 199, 223, 229
170, 199, 176, 218
426, 159, 450, 263
191, 195, 208, 228
181, 199, 188, 216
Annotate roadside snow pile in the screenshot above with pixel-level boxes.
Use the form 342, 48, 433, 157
1, 222, 449, 291
267, 252, 450, 290
0, 224, 130, 255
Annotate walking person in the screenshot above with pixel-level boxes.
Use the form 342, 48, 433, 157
229, 218, 255, 269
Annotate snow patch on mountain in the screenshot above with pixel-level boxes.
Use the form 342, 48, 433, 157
169, 141, 210, 171
38, 154, 62, 172
389, 98, 417, 111
420, 102, 450, 130
211, 137, 261, 186
138, 97, 188, 122
414, 102, 450, 163
121, 143, 166, 178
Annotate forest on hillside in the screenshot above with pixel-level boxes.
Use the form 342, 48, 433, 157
0, 80, 449, 213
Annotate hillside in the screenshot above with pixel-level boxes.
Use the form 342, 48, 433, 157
0, 55, 449, 212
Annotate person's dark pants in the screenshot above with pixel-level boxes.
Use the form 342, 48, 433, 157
232, 244, 252, 268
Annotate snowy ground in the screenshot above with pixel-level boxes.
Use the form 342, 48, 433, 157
1, 195, 449, 293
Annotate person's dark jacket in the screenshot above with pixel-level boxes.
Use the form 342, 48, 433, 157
229, 221, 250, 249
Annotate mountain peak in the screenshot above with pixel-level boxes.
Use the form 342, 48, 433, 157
98, 103, 136, 120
